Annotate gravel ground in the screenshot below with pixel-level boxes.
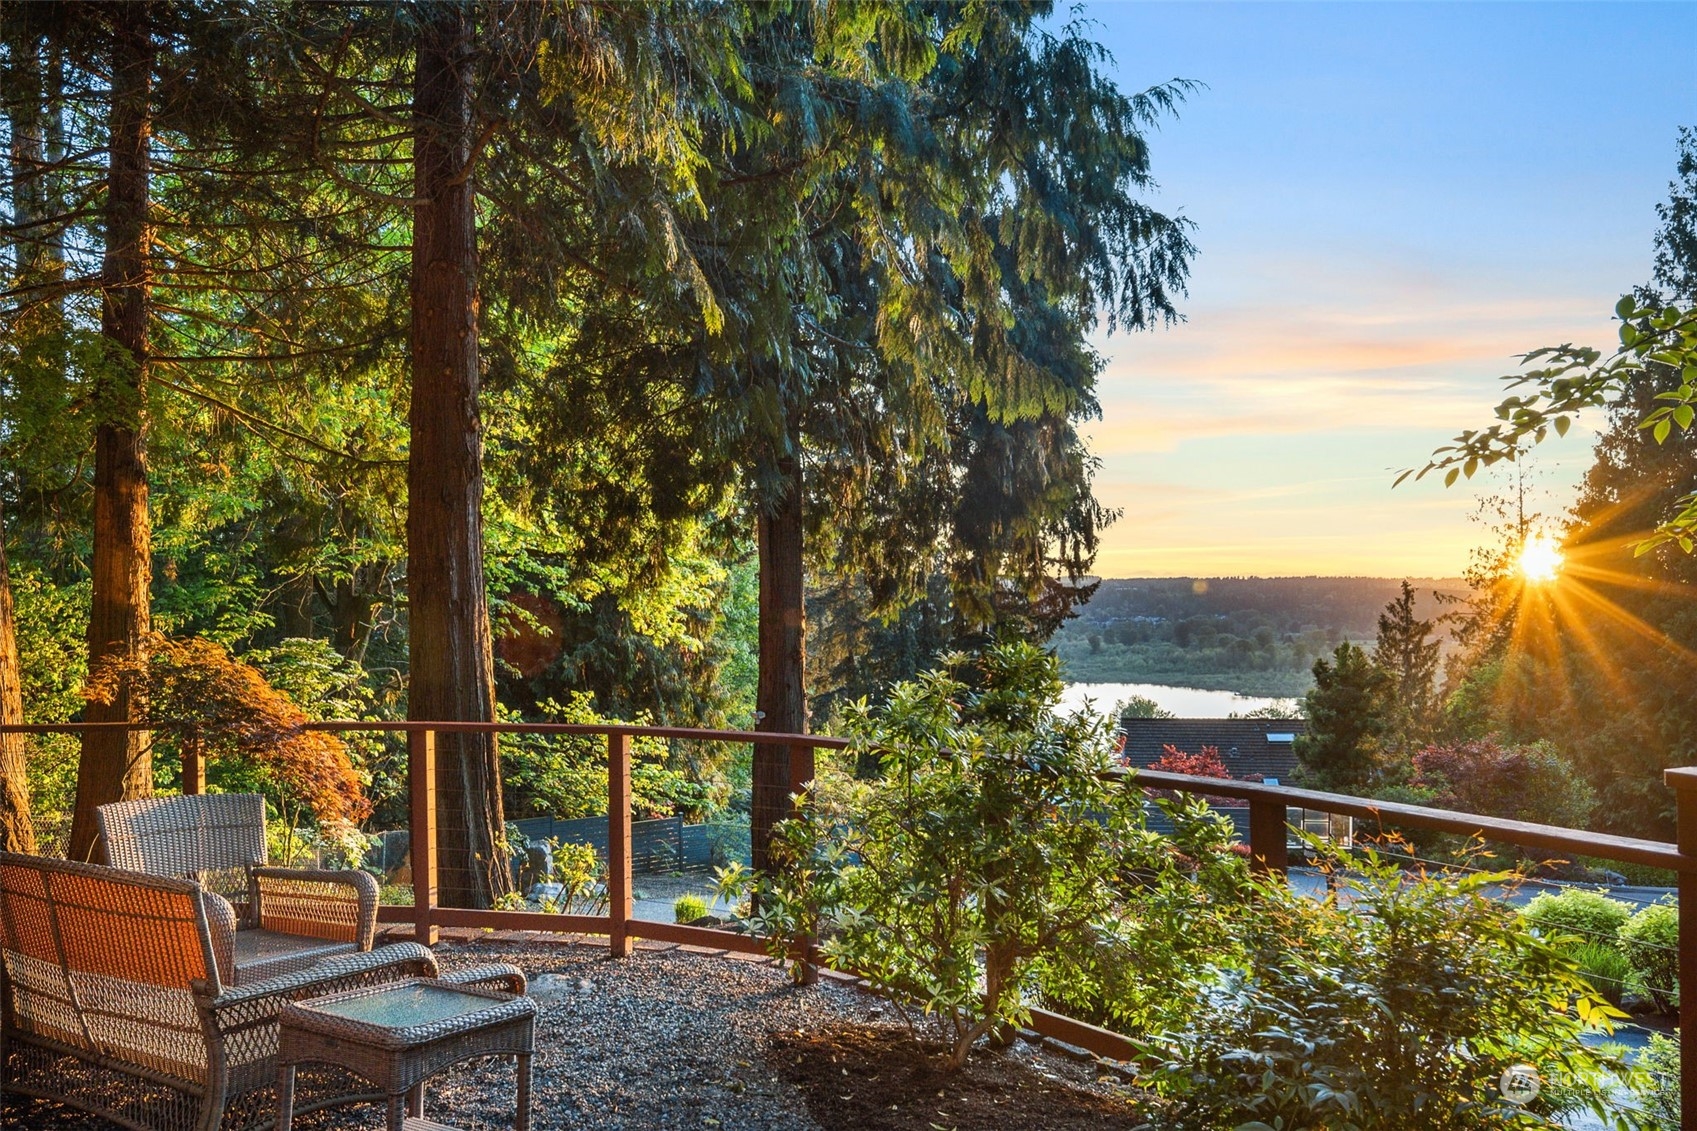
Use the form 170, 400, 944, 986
2, 938, 1128, 1131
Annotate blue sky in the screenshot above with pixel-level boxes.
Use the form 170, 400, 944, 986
1075, 1, 1697, 577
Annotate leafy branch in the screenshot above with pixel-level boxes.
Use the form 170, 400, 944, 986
1401, 295, 1697, 553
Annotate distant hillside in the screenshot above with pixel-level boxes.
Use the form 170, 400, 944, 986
1053, 576, 1469, 696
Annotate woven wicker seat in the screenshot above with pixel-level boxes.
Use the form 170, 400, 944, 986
97, 794, 380, 984
0, 851, 527, 1131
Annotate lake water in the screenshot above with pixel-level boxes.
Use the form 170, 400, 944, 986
1059, 682, 1299, 719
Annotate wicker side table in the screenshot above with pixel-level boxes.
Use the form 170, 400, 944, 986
277, 976, 538, 1131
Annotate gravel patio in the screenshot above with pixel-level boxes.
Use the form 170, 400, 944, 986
2, 931, 1142, 1130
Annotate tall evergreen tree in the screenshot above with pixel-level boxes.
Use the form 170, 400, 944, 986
71, 2, 157, 861
1372, 580, 1440, 761
0, 18, 55, 853
1502, 129, 1697, 834
664, 5, 1193, 865
406, 0, 509, 907
0, 499, 31, 852
1295, 642, 1389, 792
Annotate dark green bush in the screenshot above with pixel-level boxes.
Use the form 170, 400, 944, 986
1136, 846, 1635, 1130
1522, 889, 1633, 946
1619, 900, 1680, 1012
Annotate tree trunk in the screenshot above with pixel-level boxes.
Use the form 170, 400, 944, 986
752, 445, 807, 874
69, 6, 155, 864
329, 561, 385, 663
0, 501, 36, 854
2, 36, 44, 854
408, 2, 510, 908
8, 30, 48, 281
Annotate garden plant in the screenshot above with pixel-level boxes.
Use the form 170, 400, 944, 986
1135, 843, 1645, 1130
1619, 900, 1681, 1012
725, 643, 1249, 1069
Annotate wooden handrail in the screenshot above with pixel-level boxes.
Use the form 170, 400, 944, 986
0, 719, 849, 747
1125, 768, 1689, 872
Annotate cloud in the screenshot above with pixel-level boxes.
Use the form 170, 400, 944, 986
1078, 237, 1628, 575
1086, 256, 1621, 458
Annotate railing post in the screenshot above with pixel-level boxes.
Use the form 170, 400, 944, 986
409, 729, 438, 946
1664, 767, 1697, 1128
1247, 798, 1289, 876
608, 732, 632, 958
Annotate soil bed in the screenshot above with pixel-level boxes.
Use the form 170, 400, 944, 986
771, 1022, 1147, 1130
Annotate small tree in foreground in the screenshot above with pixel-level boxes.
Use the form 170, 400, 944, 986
724, 642, 1246, 1069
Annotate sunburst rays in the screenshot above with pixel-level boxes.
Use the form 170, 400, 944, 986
1471, 526, 1697, 727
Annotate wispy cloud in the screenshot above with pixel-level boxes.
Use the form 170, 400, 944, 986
1082, 251, 1617, 575
1089, 260, 1620, 456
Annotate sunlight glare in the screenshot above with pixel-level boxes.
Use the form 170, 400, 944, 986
1518, 534, 1563, 583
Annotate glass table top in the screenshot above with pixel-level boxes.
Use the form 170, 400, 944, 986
313, 984, 496, 1029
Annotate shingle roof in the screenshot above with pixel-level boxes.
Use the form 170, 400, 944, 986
1119, 718, 1306, 783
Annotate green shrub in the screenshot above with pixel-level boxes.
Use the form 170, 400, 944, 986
499, 694, 716, 822
1137, 846, 1634, 1130
673, 893, 709, 923
728, 642, 1248, 1069
1522, 889, 1633, 946
1029, 791, 1246, 1034
1637, 1034, 1679, 1130
1619, 900, 1680, 1012
1569, 940, 1633, 1009
536, 839, 606, 916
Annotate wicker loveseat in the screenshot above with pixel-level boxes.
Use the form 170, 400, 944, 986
97, 793, 380, 985
0, 851, 523, 1131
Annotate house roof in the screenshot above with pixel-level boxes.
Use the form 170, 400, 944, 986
1119, 717, 1306, 783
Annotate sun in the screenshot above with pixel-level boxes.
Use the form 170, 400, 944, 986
1518, 533, 1564, 583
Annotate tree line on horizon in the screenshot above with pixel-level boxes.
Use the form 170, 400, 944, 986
0, 1, 1195, 904
1054, 575, 1466, 695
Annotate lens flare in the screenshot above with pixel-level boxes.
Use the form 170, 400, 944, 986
1518, 533, 1563, 583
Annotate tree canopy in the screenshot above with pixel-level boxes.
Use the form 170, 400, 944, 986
1, 2, 1193, 881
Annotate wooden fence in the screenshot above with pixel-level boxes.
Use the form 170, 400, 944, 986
5, 720, 1692, 1124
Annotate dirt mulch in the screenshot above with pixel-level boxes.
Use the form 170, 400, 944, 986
769, 1022, 1150, 1130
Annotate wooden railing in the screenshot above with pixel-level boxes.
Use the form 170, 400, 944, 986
0, 719, 846, 957
5, 721, 1691, 1123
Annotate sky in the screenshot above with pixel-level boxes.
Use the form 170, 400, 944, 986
1075, 1, 1697, 578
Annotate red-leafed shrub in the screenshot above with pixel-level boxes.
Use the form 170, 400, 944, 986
85, 633, 369, 826
1145, 744, 1238, 805
1410, 739, 1592, 830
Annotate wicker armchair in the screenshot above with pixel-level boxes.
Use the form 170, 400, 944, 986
97, 794, 380, 985
0, 851, 523, 1131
